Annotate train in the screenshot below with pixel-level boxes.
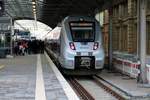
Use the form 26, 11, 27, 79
46, 16, 105, 75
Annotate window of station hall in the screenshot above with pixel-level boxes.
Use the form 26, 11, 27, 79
120, 1, 128, 18
146, 0, 150, 55
113, 5, 119, 18
118, 25, 128, 52
112, 26, 119, 51
122, 25, 128, 52
133, 0, 137, 16
147, 0, 150, 14
147, 21, 150, 55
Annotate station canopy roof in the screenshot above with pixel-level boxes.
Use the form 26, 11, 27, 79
5, 0, 43, 20
5, 0, 125, 28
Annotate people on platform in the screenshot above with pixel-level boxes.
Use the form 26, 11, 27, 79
13, 39, 45, 56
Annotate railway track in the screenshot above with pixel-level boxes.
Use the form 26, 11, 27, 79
67, 77, 95, 100
67, 76, 126, 100
46, 49, 127, 100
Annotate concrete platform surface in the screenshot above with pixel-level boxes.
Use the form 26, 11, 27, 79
0, 54, 78, 100
99, 70, 150, 98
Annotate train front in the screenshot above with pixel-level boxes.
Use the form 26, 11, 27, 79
60, 16, 105, 75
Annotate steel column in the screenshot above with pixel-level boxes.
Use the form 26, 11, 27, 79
138, 0, 147, 83
108, 8, 113, 70
10, 18, 13, 55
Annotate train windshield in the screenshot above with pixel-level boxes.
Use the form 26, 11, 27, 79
70, 22, 95, 42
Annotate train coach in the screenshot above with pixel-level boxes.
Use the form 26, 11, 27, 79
46, 16, 105, 75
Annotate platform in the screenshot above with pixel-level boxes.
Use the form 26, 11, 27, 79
0, 53, 79, 100
99, 70, 150, 99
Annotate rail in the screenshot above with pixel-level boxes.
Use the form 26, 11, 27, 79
67, 77, 95, 100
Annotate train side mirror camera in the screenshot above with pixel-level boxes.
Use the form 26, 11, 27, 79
0, 0, 4, 16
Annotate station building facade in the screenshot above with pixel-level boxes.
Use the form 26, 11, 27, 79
102, 0, 150, 55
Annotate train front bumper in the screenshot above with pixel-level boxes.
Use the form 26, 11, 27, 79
60, 56, 104, 70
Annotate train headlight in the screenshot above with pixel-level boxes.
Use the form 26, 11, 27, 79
93, 42, 99, 50
69, 42, 76, 50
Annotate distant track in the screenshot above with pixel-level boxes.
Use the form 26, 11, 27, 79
93, 75, 126, 100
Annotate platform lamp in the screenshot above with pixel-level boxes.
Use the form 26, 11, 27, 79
0, 0, 4, 17
32, 0, 38, 30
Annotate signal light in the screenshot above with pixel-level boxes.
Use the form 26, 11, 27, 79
93, 42, 99, 50
69, 42, 76, 50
